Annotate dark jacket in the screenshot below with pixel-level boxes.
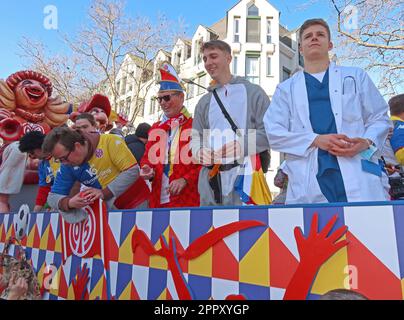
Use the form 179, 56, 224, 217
125, 134, 146, 163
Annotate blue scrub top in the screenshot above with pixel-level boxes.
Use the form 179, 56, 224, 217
305, 69, 348, 202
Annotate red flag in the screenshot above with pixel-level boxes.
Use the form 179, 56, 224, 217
60, 199, 107, 263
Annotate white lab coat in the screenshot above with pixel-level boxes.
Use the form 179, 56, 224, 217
264, 62, 391, 204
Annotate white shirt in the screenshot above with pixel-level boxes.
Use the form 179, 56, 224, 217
309, 71, 326, 83
208, 84, 247, 195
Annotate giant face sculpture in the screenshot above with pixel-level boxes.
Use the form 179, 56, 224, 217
89, 106, 110, 132
0, 70, 71, 142
14, 79, 49, 111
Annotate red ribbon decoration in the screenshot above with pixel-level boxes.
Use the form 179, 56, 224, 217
132, 220, 265, 300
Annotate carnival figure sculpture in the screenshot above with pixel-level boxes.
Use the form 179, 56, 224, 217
0, 70, 71, 213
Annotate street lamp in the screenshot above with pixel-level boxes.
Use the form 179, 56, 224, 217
182, 78, 207, 91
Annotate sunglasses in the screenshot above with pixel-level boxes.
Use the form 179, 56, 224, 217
157, 93, 179, 103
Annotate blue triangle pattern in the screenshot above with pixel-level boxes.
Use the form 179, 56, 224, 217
393, 205, 404, 279
41, 213, 51, 234
189, 209, 213, 243
90, 258, 105, 291
119, 212, 136, 246
239, 207, 268, 260
303, 206, 345, 237
116, 262, 133, 298
151, 210, 170, 244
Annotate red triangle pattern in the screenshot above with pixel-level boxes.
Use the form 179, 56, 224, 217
131, 282, 140, 300
58, 267, 69, 299
269, 229, 299, 288
166, 288, 173, 300
169, 227, 188, 274
10, 224, 15, 238
32, 225, 41, 248
47, 227, 56, 251
212, 238, 239, 281
106, 225, 119, 262
346, 231, 402, 300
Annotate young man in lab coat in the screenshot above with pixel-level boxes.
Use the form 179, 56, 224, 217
264, 18, 390, 204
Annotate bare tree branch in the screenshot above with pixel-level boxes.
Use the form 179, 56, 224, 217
330, 0, 404, 96
18, 0, 187, 125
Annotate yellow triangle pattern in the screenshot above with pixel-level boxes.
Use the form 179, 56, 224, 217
119, 281, 132, 300
6, 222, 14, 239
157, 288, 167, 300
49, 266, 61, 297
54, 233, 62, 253
89, 275, 105, 300
311, 236, 349, 295
119, 228, 135, 265
188, 227, 213, 278
40, 224, 50, 250
401, 278, 404, 300
67, 283, 75, 300
239, 228, 270, 286
26, 224, 35, 248
0, 223, 4, 241
149, 226, 169, 270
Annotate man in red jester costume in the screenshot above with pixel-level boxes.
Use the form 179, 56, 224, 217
140, 62, 201, 208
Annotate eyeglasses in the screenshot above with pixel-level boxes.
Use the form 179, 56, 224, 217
54, 148, 73, 163
156, 93, 179, 103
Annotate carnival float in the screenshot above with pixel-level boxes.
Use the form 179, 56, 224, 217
0, 71, 403, 301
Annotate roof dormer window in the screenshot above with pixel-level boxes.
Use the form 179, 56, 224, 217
247, 3, 259, 16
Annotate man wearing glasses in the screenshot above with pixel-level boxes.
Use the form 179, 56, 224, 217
139, 62, 201, 208
42, 126, 148, 223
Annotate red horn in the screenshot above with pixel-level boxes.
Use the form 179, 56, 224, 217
0, 118, 23, 142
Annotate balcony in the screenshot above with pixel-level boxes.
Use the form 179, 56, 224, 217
265, 43, 276, 54
244, 42, 262, 52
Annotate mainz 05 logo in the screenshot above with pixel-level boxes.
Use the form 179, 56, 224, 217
68, 207, 96, 257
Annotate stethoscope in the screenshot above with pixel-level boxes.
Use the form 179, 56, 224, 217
342, 75, 357, 94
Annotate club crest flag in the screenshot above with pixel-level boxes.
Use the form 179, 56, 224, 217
60, 199, 107, 263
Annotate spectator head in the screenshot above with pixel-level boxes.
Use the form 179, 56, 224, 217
299, 18, 331, 42
201, 40, 231, 55
135, 122, 151, 141
319, 289, 368, 300
77, 94, 112, 133
389, 94, 404, 118
42, 127, 87, 166
81, 94, 111, 118
74, 113, 97, 133
201, 40, 232, 85
157, 62, 185, 118
18, 131, 47, 159
299, 18, 333, 61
